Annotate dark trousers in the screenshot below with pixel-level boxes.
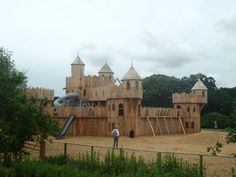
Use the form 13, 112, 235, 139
113, 136, 119, 148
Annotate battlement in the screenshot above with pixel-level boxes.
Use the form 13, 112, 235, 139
55, 106, 107, 118
87, 84, 113, 101
84, 75, 114, 87
25, 87, 54, 101
108, 85, 143, 99
79, 84, 143, 101
141, 107, 174, 117
172, 92, 207, 104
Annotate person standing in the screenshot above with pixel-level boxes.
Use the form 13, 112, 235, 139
111, 127, 119, 148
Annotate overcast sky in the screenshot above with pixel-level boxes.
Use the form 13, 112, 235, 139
1, 0, 236, 96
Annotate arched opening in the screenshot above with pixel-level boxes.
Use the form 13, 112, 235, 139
129, 130, 135, 138
83, 89, 86, 96
202, 91, 205, 97
126, 81, 130, 89
119, 103, 124, 116
185, 122, 189, 128
187, 107, 190, 112
53, 108, 58, 116
177, 105, 181, 109
191, 122, 195, 128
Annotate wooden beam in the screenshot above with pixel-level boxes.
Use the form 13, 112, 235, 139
163, 117, 170, 135
156, 116, 162, 136
178, 116, 186, 135
141, 116, 174, 118
147, 116, 155, 136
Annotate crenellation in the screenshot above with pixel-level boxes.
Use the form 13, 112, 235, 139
25, 87, 54, 101
172, 92, 207, 104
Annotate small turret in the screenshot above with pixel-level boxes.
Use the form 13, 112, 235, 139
191, 79, 208, 100
98, 61, 114, 79
121, 65, 142, 90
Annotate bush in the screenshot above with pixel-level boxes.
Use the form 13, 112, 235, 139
0, 164, 14, 177
0, 150, 203, 177
226, 128, 236, 144
46, 155, 70, 165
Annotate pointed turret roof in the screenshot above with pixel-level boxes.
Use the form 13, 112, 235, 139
122, 66, 142, 80
191, 79, 208, 90
72, 55, 85, 65
98, 63, 114, 74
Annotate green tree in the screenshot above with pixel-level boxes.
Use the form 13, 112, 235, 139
201, 112, 231, 129
0, 47, 60, 164
181, 73, 216, 92
142, 74, 181, 107
202, 88, 236, 116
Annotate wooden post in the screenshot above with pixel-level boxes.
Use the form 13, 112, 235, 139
64, 143, 67, 156
178, 116, 186, 135
199, 155, 203, 177
40, 140, 45, 160
147, 116, 155, 136
156, 117, 162, 136
91, 146, 94, 160
163, 117, 170, 135
157, 152, 162, 170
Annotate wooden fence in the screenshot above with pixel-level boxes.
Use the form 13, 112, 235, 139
23, 141, 236, 177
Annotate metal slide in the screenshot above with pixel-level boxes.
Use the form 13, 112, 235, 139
58, 115, 75, 137
53, 93, 80, 107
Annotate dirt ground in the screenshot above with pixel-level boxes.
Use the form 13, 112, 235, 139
55, 130, 236, 155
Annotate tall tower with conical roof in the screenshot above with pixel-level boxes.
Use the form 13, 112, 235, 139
71, 55, 85, 78
107, 64, 143, 136
65, 55, 85, 94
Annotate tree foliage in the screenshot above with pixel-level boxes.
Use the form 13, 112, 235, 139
0, 47, 60, 164
201, 112, 231, 129
226, 128, 236, 144
142, 74, 182, 107
207, 141, 223, 156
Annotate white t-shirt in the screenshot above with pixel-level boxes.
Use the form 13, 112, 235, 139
112, 128, 119, 137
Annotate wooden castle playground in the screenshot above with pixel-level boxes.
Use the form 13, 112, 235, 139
25, 55, 208, 137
